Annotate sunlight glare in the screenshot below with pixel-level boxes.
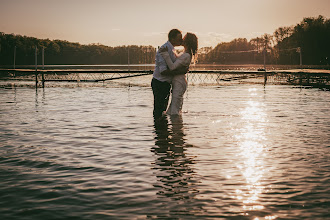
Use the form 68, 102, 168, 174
233, 93, 273, 218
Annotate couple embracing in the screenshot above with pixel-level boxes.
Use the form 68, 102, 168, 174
151, 29, 198, 119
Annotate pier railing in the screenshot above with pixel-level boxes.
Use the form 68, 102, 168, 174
0, 69, 329, 89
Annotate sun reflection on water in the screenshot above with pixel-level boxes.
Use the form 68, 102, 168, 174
234, 88, 276, 219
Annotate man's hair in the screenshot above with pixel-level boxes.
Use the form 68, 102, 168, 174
168, 29, 181, 41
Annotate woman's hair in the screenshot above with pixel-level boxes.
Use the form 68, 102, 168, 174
183, 33, 198, 61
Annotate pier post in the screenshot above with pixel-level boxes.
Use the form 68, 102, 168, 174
263, 48, 266, 70
13, 46, 16, 69
35, 46, 38, 71
299, 47, 302, 67
35, 47, 38, 88
264, 71, 267, 86
306, 73, 310, 84
41, 71, 45, 88
128, 47, 130, 72
41, 47, 45, 88
42, 47, 44, 70
35, 70, 38, 88
128, 47, 130, 87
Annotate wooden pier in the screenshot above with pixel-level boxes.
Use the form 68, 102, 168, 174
0, 68, 329, 89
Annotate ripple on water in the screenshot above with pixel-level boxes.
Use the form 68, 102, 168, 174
0, 85, 329, 219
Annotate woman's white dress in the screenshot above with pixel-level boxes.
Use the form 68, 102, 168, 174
160, 52, 191, 115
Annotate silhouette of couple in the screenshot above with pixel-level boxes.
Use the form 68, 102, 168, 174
151, 29, 198, 120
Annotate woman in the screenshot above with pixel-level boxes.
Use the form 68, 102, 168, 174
159, 32, 198, 115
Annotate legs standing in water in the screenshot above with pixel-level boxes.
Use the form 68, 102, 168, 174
151, 77, 171, 119
166, 80, 187, 115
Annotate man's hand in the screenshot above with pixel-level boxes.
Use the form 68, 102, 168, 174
160, 69, 171, 76
158, 46, 168, 53
161, 66, 189, 76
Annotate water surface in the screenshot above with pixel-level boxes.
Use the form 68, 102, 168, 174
0, 82, 329, 219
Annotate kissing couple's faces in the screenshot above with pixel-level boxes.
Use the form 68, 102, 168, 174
173, 33, 183, 47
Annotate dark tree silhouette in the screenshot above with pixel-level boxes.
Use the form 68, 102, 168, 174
199, 15, 330, 65
1, 15, 329, 66
0, 33, 155, 66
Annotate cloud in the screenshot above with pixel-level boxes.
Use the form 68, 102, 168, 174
199, 32, 233, 48
112, 28, 120, 31
246, 32, 265, 40
143, 32, 167, 37
207, 32, 232, 40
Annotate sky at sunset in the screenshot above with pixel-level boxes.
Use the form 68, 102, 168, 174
1, 0, 330, 48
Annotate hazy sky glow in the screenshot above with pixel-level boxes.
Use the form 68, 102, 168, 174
1, 0, 329, 48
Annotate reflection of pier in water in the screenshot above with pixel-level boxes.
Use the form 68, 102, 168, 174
1, 69, 330, 89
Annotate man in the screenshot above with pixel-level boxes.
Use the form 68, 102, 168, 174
151, 29, 185, 119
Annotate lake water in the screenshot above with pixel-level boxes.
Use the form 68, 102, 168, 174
0, 78, 329, 219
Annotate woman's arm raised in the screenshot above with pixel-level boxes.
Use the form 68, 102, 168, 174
160, 51, 191, 71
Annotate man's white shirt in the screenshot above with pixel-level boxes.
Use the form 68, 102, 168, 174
153, 41, 177, 83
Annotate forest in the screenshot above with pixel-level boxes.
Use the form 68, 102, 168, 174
0, 15, 329, 66
199, 15, 330, 65
0, 34, 155, 66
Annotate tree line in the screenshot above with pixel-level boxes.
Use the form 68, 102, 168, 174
0, 33, 156, 66
1, 15, 329, 66
199, 15, 330, 65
